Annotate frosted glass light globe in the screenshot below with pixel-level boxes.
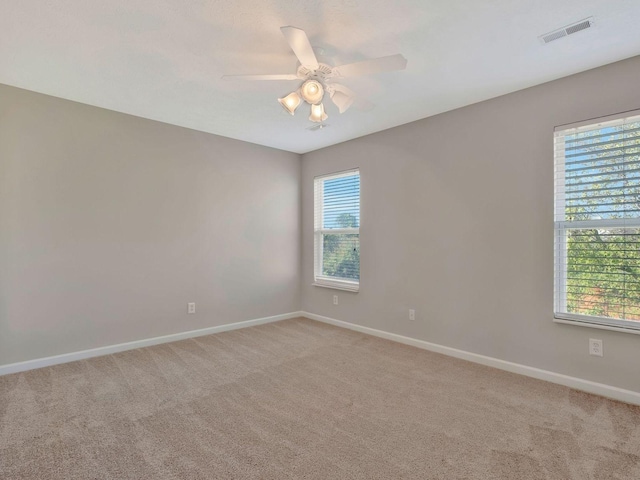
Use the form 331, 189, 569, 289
300, 80, 324, 104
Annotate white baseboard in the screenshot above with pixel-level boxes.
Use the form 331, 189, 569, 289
5, 310, 639, 406
0, 311, 304, 376
302, 311, 640, 406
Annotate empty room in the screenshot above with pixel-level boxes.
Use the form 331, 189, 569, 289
2, 1, 640, 478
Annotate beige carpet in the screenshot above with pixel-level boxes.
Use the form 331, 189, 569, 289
1, 318, 639, 479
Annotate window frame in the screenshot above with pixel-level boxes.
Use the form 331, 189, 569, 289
313, 169, 360, 292
554, 110, 640, 334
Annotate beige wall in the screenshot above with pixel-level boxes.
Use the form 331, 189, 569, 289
301, 56, 640, 393
0, 84, 301, 365
3, 56, 640, 394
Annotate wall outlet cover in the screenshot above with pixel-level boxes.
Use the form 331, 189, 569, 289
589, 338, 603, 357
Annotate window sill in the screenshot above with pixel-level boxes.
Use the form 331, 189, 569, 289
312, 281, 359, 293
553, 316, 640, 336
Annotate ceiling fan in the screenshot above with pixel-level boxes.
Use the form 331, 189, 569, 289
222, 26, 407, 123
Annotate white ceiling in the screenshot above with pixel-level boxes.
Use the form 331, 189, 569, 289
1, 1, 640, 154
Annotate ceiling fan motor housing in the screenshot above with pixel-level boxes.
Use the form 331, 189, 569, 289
297, 63, 334, 81
297, 64, 335, 108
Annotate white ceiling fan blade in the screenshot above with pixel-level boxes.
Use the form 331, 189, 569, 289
332, 54, 407, 78
330, 84, 375, 112
280, 26, 319, 69
331, 83, 356, 96
221, 73, 300, 81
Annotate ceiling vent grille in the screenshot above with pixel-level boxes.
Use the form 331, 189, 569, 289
540, 17, 594, 44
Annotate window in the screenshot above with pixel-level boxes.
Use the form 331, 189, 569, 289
554, 111, 640, 332
314, 169, 360, 292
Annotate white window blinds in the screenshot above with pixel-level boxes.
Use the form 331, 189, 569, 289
314, 169, 360, 291
554, 110, 640, 330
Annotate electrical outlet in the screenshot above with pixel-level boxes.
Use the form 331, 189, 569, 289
188, 302, 196, 314
409, 309, 415, 321
589, 338, 603, 357
333, 295, 338, 305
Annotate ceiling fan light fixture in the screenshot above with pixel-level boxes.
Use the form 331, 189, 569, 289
330, 90, 355, 114
300, 79, 324, 104
223, 26, 408, 126
278, 91, 301, 115
309, 103, 328, 123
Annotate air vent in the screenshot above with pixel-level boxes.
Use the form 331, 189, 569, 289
539, 17, 594, 44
